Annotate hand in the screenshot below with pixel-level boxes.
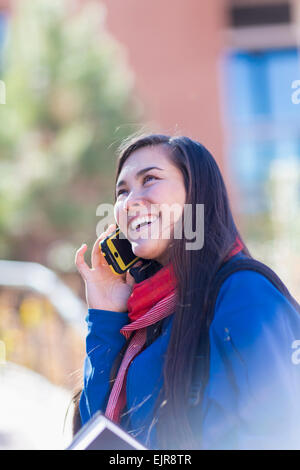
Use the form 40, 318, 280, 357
75, 224, 142, 312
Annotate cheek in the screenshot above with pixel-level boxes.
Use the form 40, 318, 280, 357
114, 203, 123, 224
171, 180, 186, 204
113, 204, 118, 221
158, 182, 185, 212
159, 180, 185, 201
162, 183, 185, 226
114, 202, 130, 233
149, 184, 171, 202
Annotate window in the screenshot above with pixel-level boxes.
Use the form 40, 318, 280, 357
223, 48, 300, 213
230, 2, 291, 28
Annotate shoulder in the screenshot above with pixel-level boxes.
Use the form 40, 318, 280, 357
211, 267, 300, 343
214, 268, 285, 314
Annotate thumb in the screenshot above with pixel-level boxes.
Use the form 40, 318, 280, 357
125, 270, 135, 288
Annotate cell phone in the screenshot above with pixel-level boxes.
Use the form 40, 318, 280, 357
99, 226, 140, 275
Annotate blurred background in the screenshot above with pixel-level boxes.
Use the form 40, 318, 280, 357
0, 0, 299, 449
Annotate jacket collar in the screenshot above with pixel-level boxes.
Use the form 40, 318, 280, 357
129, 259, 163, 284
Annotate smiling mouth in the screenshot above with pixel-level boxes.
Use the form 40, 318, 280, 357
136, 218, 157, 231
128, 214, 161, 236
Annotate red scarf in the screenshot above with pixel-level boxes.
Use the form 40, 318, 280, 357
105, 236, 243, 423
127, 262, 177, 322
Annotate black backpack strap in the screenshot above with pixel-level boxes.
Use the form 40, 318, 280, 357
189, 256, 300, 406
145, 319, 164, 347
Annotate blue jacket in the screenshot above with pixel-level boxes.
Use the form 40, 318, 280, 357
79, 257, 300, 449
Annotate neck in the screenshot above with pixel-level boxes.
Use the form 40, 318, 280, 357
153, 251, 170, 266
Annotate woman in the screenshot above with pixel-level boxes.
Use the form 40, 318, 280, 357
74, 134, 300, 450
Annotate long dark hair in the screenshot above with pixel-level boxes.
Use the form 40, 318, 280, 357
113, 133, 252, 449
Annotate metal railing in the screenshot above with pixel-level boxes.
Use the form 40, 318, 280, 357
0, 260, 86, 335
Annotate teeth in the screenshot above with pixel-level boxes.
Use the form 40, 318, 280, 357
130, 215, 158, 231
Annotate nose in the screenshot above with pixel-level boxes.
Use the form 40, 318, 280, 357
123, 190, 146, 214
116, 191, 149, 232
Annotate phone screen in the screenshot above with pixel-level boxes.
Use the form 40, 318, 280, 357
111, 236, 136, 265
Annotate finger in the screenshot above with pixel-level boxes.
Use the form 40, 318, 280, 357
75, 244, 90, 279
125, 269, 136, 288
92, 224, 117, 269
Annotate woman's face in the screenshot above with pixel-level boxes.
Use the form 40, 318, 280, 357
114, 145, 186, 265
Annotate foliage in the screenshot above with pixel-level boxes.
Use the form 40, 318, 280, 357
0, 0, 142, 267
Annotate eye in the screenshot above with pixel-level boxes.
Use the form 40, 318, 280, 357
116, 188, 127, 197
143, 174, 158, 184
116, 174, 158, 198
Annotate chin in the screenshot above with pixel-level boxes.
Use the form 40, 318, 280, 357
131, 239, 163, 261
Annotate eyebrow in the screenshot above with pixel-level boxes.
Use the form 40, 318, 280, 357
116, 166, 163, 189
